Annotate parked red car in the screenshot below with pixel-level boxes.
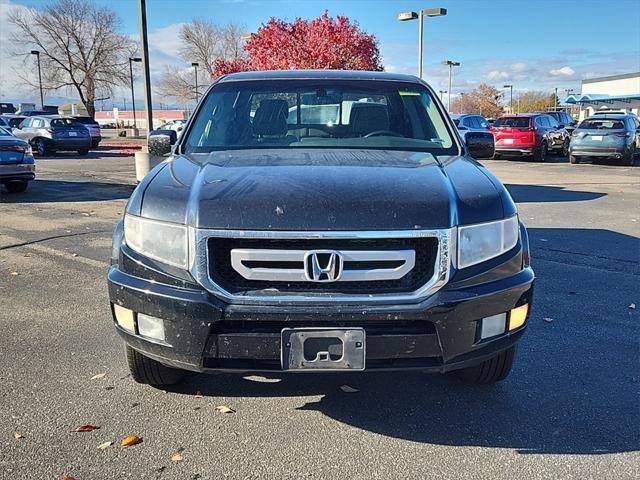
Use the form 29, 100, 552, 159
491, 113, 570, 161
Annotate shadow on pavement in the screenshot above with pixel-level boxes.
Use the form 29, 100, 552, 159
506, 184, 605, 203
0, 179, 134, 202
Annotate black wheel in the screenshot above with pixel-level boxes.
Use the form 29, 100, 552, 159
533, 141, 547, 162
621, 145, 635, 166
561, 138, 570, 157
453, 346, 516, 384
35, 138, 49, 156
125, 345, 186, 386
492, 153, 502, 160
77, 149, 89, 156
569, 154, 580, 164
4, 180, 28, 193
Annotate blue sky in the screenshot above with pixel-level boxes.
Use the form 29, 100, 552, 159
2, 0, 640, 107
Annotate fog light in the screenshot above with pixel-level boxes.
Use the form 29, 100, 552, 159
113, 304, 135, 333
480, 313, 506, 340
137, 313, 165, 342
509, 304, 529, 331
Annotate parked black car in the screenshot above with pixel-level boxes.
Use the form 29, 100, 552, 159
13, 116, 91, 155
546, 110, 577, 134
108, 70, 533, 387
569, 113, 639, 165
0, 126, 35, 193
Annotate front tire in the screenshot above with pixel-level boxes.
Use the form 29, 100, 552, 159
569, 154, 580, 164
4, 180, 29, 193
77, 149, 89, 156
453, 346, 516, 384
561, 138, 570, 157
125, 345, 186, 386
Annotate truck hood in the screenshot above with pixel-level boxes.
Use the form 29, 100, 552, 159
135, 149, 510, 230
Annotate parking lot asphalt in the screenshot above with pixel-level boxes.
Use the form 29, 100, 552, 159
1, 152, 638, 479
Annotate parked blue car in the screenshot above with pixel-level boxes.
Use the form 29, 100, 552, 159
569, 114, 639, 165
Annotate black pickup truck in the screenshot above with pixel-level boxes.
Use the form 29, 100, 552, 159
108, 70, 534, 386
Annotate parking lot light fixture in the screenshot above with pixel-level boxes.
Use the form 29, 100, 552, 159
192, 62, 200, 103
30, 50, 44, 109
438, 89, 447, 101
397, 8, 447, 79
503, 84, 513, 114
129, 58, 142, 131
442, 60, 460, 112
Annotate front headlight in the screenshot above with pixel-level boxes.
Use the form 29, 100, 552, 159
124, 214, 188, 269
458, 216, 519, 269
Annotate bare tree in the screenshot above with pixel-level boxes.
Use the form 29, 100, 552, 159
158, 21, 245, 105
9, 0, 135, 117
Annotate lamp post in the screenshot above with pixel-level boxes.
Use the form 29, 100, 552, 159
504, 84, 513, 114
442, 60, 460, 112
554, 87, 558, 110
397, 8, 447, 79
438, 90, 447, 101
30, 50, 44, 109
192, 62, 200, 103
129, 57, 142, 132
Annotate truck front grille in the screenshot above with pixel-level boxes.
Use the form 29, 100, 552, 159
207, 237, 439, 295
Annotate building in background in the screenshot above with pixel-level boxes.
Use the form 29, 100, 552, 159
94, 109, 188, 130
564, 72, 640, 120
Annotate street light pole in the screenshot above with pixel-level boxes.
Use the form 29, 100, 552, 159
137, 0, 153, 135
129, 57, 142, 132
30, 50, 44, 109
397, 8, 447, 78
442, 60, 460, 112
192, 62, 200, 103
439, 90, 447, 101
504, 84, 513, 114
554, 87, 558, 110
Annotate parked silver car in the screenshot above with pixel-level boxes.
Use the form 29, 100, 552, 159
72, 116, 102, 148
569, 114, 639, 165
13, 116, 91, 156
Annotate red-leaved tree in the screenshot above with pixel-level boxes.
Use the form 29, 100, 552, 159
213, 12, 383, 77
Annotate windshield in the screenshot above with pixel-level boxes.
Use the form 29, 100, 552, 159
0, 126, 12, 136
494, 117, 531, 128
578, 119, 625, 130
183, 80, 456, 154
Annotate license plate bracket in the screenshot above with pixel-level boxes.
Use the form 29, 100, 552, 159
281, 328, 365, 371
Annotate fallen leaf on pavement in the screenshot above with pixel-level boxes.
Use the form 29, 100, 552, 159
10, 272, 18, 276
215, 405, 235, 414
97, 441, 114, 450
339, 385, 359, 393
194, 391, 204, 399
629, 303, 636, 310
23, 253, 32, 258
71, 253, 78, 257
171, 452, 184, 463
90, 373, 106, 380
62, 476, 78, 480
73, 425, 100, 432
14, 432, 24, 439
121, 435, 142, 448
543, 317, 554, 323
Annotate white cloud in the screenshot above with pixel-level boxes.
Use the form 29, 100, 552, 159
486, 70, 509, 81
511, 62, 528, 73
550, 66, 575, 76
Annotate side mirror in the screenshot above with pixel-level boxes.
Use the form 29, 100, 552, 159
457, 125, 468, 131
465, 131, 495, 160
148, 129, 177, 156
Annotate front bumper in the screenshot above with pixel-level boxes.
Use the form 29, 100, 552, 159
0, 163, 35, 182
108, 251, 534, 374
